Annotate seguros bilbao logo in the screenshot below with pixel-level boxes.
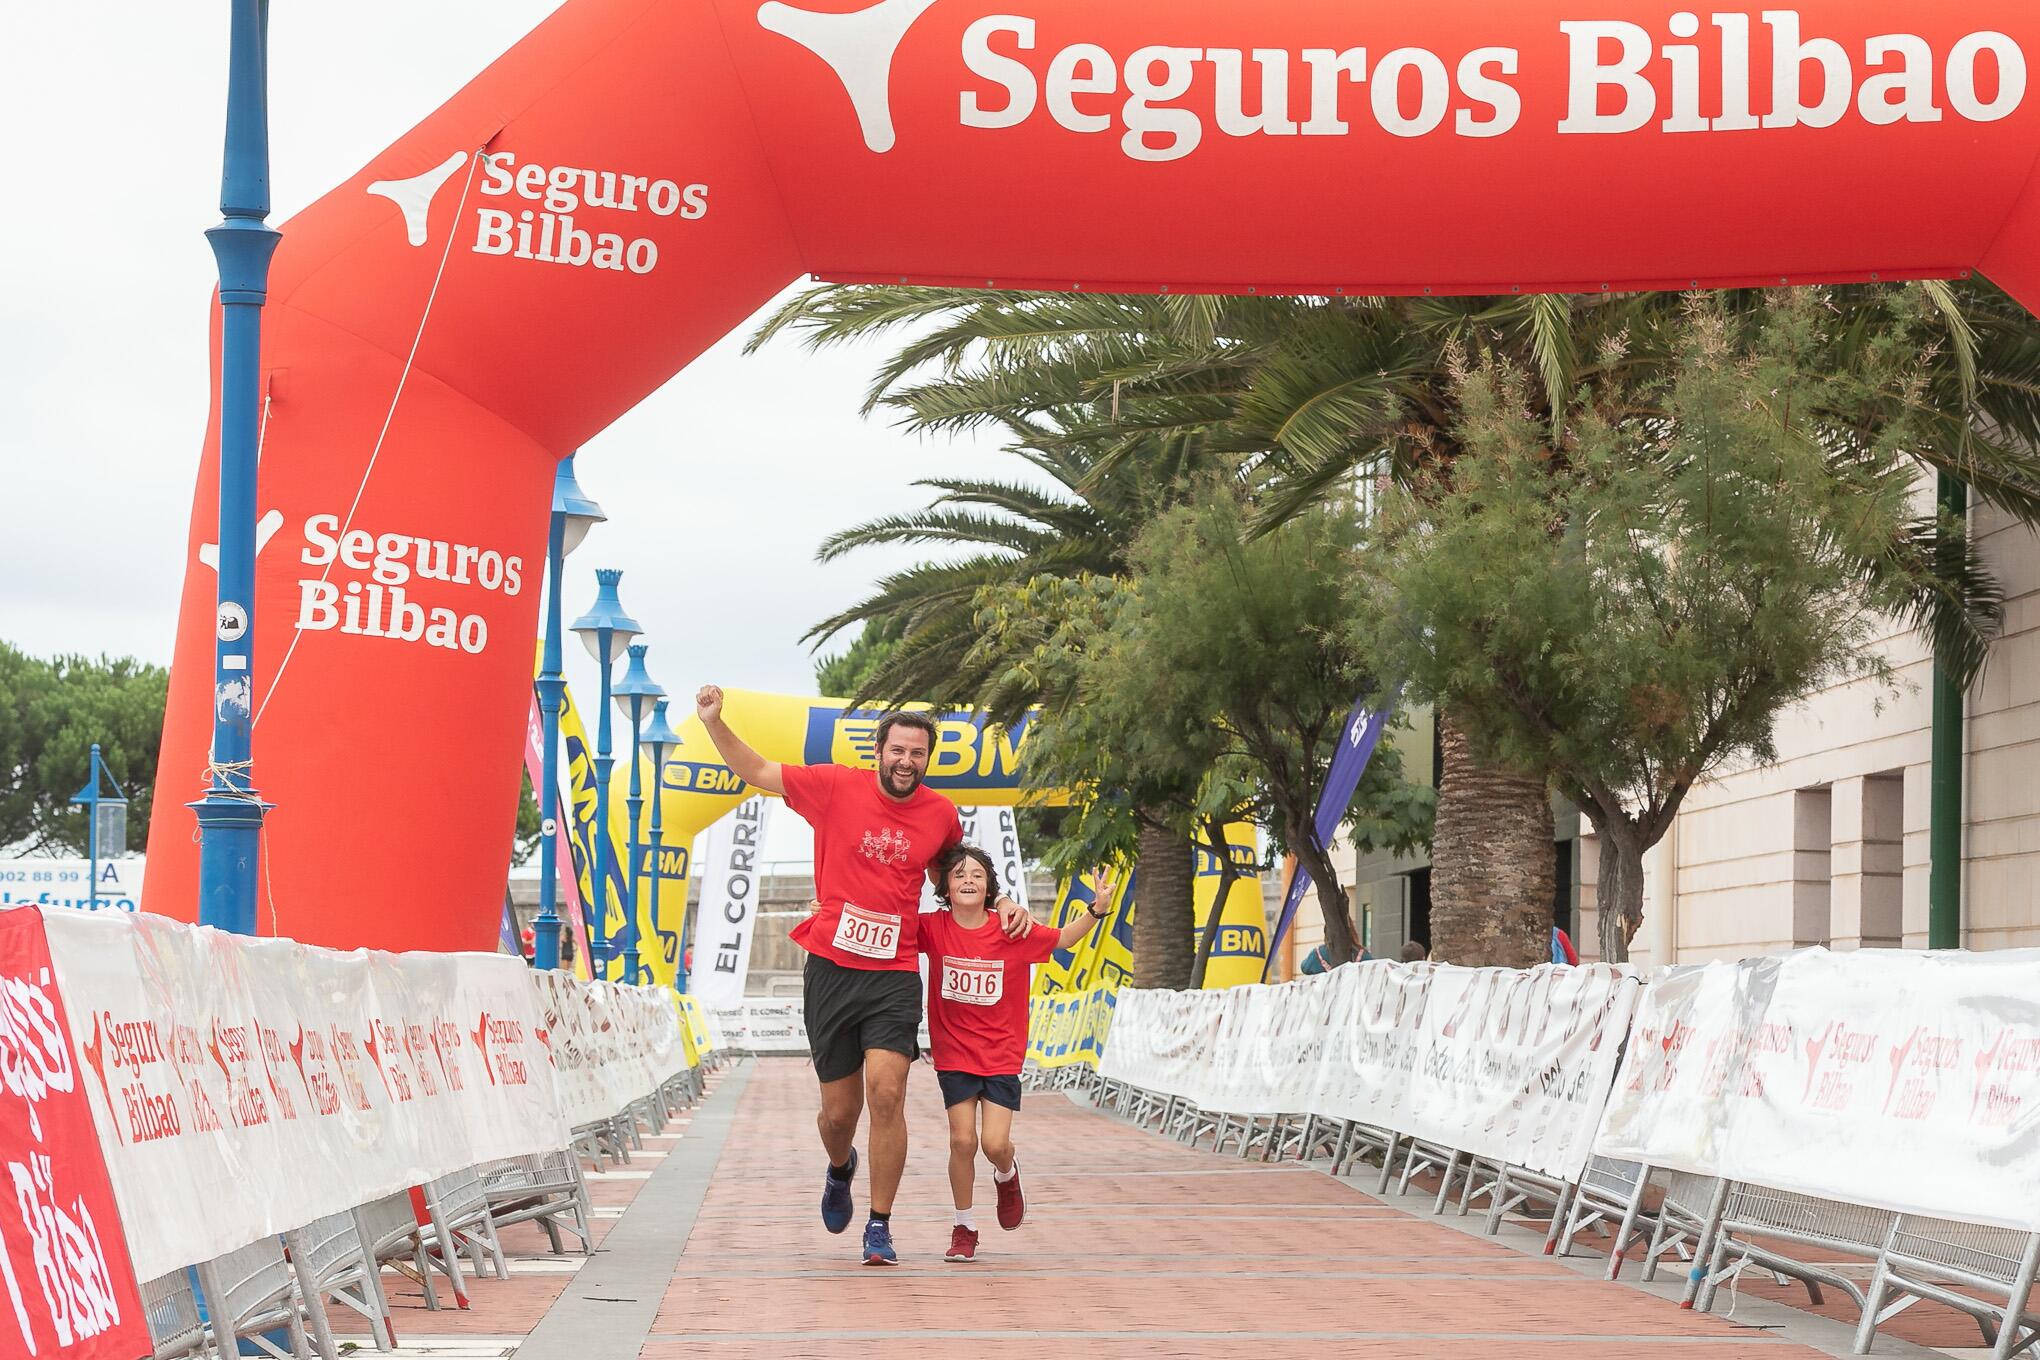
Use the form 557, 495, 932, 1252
758, 2, 2029, 163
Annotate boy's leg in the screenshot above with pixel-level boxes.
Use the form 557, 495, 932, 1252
945, 1096, 981, 1211
978, 1099, 1016, 1178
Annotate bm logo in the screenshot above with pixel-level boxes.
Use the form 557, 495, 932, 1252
803, 707, 1033, 788
660, 761, 747, 795
1211, 925, 1268, 959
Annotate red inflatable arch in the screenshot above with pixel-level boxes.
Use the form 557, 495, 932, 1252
148, 0, 2040, 952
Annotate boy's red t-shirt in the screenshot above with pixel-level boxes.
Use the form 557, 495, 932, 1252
919, 908, 1060, 1076
782, 762, 964, 972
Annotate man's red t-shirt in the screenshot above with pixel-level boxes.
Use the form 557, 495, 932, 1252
919, 909, 1060, 1076
782, 762, 964, 972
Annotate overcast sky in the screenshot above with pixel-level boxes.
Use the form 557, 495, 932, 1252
1, 1, 1013, 692
2, 4, 1033, 866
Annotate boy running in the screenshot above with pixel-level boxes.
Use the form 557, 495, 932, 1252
920, 844, 1107, 1262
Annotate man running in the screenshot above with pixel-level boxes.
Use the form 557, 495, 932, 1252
694, 686, 1027, 1265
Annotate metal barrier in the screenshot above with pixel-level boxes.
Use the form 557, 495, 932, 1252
483, 1149, 598, 1256
195, 1236, 314, 1359
1855, 1215, 2040, 1358
141, 1269, 208, 1360
286, 1210, 396, 1355
1555, 1157, 1653, 1274
1695, 1182, 1897, 1317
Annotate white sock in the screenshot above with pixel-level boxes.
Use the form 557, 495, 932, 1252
992, 1159, 1018, 1183
954, 1209, 976, 1230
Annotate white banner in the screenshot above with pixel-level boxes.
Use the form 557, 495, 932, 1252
0, 858, 144, 913
41, 909, 566, 1283
532, 970, 691, 1130
1103, 961, 1640, 1181
688, 797, 774, 1010
707, 999, 808, 1053
1595, 947, 2040, 1232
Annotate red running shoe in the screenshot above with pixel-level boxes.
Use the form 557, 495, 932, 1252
994, 1164, 1025, 1230
945, 1225, 979, 1262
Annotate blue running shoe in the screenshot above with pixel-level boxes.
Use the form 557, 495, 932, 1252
862, 1217, 898, 1266
821, 1147, 858, 1234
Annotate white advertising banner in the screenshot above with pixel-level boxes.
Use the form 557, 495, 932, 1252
707, 1000, 808, 1053
1103, 960, 1640, 1181
40, 909, 565, 1283
688, 797, 774, 1010
0, 858, 144, 913
1595, 947, 2040, 1232
531, 971, 691, 1131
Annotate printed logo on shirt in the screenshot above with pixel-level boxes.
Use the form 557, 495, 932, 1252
858, 827, 911, 867
941, 957, 1003, 1007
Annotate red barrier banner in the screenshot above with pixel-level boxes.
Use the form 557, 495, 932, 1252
0, 909, 150, 1360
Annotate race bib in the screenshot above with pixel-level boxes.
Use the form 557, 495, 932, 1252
941, 957, 1004, 1007
832, 903, 901, 960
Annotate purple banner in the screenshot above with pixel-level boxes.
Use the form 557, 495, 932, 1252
1262, 694, 1393, 979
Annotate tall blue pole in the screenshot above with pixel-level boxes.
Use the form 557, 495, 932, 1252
86, 744, 102, 913
624, 704, 646, 985
192, 0, 280, 935
590, 633, 618, 974
647, 757, 668, 990
532, 507, 568, 971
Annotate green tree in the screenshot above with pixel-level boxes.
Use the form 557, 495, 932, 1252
1355, 292, 2001, 963
0, 643, 168, 854
814, 622, 899, 699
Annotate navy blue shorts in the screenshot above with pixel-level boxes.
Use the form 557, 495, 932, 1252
937, 1070, 1022, 1110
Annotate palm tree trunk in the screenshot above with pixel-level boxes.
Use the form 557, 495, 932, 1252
1132, 815, 1195, 990
1429, 710, 1553, 967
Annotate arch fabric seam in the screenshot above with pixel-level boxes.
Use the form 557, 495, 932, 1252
703, 0, 817, 275
254, 144, 486, 729
1974, 129, 2040, 269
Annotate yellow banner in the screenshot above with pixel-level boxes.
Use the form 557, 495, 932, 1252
1034, 866, 1136, 996
1197, 822, 1270, 989
1026, 985, 1119, 1069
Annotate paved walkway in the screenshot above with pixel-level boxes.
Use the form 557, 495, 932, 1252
338, 1058, 1991, 1359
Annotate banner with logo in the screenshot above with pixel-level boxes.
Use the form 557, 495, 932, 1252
1105, 960, 1639, 1181
706, 1000, 808, 1053
1596, 948, 2040, 1233
1195, 823, 1268, 989
1265, 695, 1394, 976
532, 969, 691, 1129
689, 797, 775, 1009
1027, 985, 1118, 1070
0, 859, 145, 915
0, 908, 151, 1359
41, 909, 564, 1283
147, 0, 2040, 961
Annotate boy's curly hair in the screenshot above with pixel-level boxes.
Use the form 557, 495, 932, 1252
933, 844, 1000, 907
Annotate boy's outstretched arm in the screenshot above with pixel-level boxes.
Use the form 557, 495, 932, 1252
1055, 898, 1111, 950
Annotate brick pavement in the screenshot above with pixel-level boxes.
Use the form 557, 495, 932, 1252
336, 1059, 1989, 1359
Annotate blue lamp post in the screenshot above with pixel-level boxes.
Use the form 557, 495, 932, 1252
612, 646, 665, 986
192, 0, 282, 935
69, 745, 130, 913
533, 457, 606, 971
641, 700, 683, 991
570, 571, 640, 976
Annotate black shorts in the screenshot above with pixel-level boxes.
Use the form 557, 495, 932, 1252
802, 953, 922, 1083
937, 1070, 1022, 1111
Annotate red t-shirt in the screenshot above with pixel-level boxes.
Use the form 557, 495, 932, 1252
919, 908, 1059, 1076
782, 762, 964, 971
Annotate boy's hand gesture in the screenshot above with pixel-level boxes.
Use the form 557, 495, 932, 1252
994, 896, 1032, 939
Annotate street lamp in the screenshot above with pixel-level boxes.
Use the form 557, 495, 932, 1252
69, 745, 129, 913
570, 569, 640, 975
612, 644, 666, 986
192, 0, 282, 935
641, 699, 683, 991
533, 456, 606, 971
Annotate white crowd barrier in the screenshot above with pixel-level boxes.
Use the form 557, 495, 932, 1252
1101, 961, 1639, 1181
38, 908, 690, 1285
1596, 947, 2040, 1233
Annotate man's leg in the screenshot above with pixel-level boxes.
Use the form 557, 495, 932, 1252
945, 1097, 980, 1211
817, 1070, 865, 1167
863, 1048, 913, 1215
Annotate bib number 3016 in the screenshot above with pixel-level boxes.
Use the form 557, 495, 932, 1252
833, 903, 901, 960
941, 957, 1003, 1007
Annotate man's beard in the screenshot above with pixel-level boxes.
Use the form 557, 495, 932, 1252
881, 763, 923, 797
